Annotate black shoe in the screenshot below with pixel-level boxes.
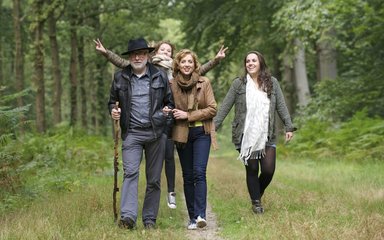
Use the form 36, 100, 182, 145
252, 200, 264, 214
144, 222, 156, 230
119, 217, 135, 229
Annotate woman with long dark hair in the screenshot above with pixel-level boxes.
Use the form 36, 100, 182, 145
214, 51, 296, 213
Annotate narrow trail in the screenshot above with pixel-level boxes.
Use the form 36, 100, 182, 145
184, 199, 224, 240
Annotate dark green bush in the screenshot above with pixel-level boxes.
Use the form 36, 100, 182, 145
0, 126, 112, 213
282, 111, 384, 161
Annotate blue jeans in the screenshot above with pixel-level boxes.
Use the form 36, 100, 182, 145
177, 126, 211, 220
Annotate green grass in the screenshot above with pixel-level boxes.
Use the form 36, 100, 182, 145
1, 153, 383, 239
1, 126, 383, 239
208, 151, 384, 240
0, 170, 188, 240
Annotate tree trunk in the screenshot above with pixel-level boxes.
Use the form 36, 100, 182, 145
69, 24, 78, 127
317, 29, 338, 81
13, 0, 24, 106
78, 33, 87, 128
89, 14, 108, 135
0, 38, 3, 87
32, 0, 46, 133
0, 0, 4, 86
282, 56, 296, 113
293, 38, 311, 106
95, 61, 107, 135
13, 0, 25, 133
48, 12, 62, 125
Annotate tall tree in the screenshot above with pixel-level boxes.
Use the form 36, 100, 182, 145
13, 0, 25, 133
282, 56, 296, 113
78, 31, 87, 128
293, 38, 310, 106
13, 0, 24, 106
47, 0, 64, 125
176, 0, 286, 100
0, 0, 4, 87
30, 0, 47, 132
69, 18, 78, 127
317, 28, 337, 81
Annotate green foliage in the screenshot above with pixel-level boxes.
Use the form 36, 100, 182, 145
175, 0, 285, 100
273, 0, 328, 56
0, 126, 111, 213
284, 111, 384, 161
297, 76, 384, 123
0, 87, 32, 145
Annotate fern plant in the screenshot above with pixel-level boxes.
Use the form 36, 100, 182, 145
0, 87, 31, 146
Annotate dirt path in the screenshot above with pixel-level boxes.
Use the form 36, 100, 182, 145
185, 199, 224, 240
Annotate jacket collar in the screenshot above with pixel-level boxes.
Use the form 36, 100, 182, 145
121, 63, 160, 80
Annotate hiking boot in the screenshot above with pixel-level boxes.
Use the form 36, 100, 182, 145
144, 222, 156, 230
196, 216, 207, 228
252, 200, 264, 214
187, 220, 197, 230
119, 217, 135, 229
167, 192, 176, 209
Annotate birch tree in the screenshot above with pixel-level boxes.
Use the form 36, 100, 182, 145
293, 38, 310, 106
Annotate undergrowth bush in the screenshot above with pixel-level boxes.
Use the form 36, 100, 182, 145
0, 126, 111, 213
280, 111, 384, 161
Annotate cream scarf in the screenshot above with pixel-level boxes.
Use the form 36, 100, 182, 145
151, 54, 173, 80
239, 74, 270, 165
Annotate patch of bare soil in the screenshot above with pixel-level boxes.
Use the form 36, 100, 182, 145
185, 200, 224, 240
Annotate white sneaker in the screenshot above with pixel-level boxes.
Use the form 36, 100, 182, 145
187, 220, 197, 230
196, 216, 207, 228
167, 192, 176, 209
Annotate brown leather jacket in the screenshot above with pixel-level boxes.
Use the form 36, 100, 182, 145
170, 76, 218, 149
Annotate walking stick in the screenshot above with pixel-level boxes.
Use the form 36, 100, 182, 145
113, 102, 120, 223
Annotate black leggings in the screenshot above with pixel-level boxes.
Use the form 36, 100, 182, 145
164, 138, 176, 193
245, 146, 276, 201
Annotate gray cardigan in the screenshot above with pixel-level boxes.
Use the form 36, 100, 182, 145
214, 76, 296, 148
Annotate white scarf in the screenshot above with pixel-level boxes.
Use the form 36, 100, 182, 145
238, 74, 270, 165
151, 54, 173, 80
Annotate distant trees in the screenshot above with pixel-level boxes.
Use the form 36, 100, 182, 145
2, 0, 170, 135
175, 0, 384, 121
1, 0, 383, 136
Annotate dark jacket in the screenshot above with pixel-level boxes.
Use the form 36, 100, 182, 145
214, 76, 296, 148
108, 63, 174, 140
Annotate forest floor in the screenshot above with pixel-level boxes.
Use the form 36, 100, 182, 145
1, 154, 383, 240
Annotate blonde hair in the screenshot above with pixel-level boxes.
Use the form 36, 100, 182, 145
173, 49, 201, 76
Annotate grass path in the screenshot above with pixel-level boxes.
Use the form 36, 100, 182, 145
185, 199, 224, 240
207, 154, 384, 239
1, 153, 383, 239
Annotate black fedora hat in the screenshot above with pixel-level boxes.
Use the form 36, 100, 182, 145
121, 37, 155, 55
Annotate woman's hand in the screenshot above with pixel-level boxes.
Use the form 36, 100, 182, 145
93, 38, 107, 54
214, 45, 229, 61
285, 132, 293, 143
172, 109, 188, 120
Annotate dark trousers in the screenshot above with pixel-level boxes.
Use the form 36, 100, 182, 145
245, 145, 276, 201
177, 126, 211, 220
120, 128, 166, 224
164, 138, 176, 193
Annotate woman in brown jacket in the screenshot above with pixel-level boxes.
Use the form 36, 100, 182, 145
167, 49, 217, 230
